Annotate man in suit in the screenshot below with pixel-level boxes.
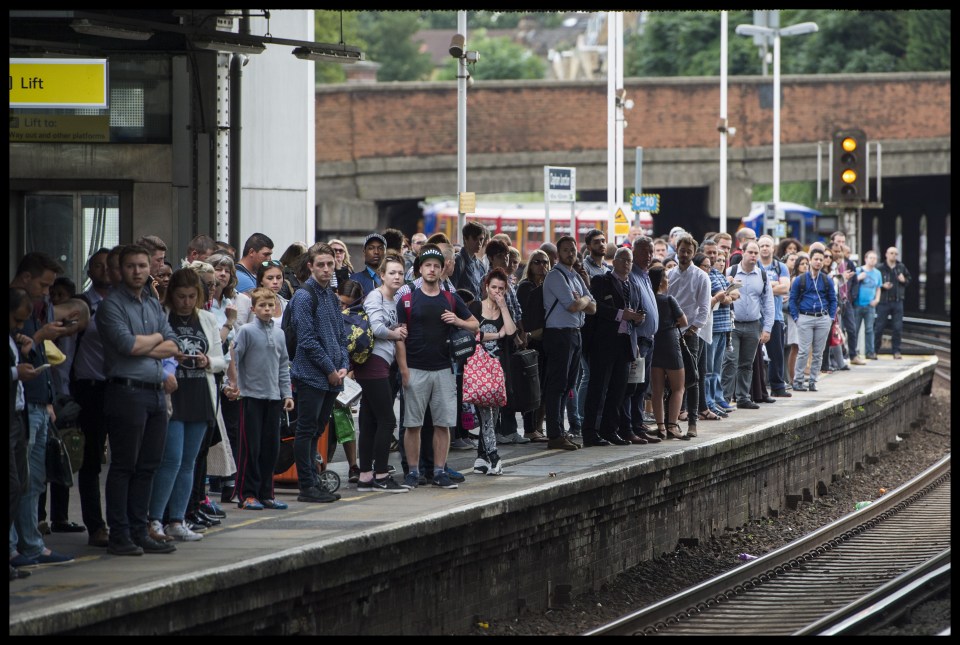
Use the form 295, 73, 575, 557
581, 247, 659, 446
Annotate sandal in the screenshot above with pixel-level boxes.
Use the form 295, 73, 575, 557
678, 411, 689, 422
666, 422, 690, 441
655, 423, 667, 440
699, 409, 721, 421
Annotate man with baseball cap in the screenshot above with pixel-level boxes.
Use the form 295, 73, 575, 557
351, 233, 387, 296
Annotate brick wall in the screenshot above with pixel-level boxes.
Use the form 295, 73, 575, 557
314, 73, 950, 164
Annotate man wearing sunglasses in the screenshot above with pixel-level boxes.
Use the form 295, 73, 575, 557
236, 233, 275, 294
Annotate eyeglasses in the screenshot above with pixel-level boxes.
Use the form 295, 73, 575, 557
332, 248, 346, 255
823, 254, 833, 259
261, 260, 282, 267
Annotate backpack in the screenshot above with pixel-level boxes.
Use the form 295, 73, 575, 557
341, 300, 375, 367
281, 283, 319, 361
520, 268, 573, 340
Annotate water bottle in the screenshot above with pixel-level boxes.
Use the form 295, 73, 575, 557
854, 501, 872, 511
738, 553, 758, 561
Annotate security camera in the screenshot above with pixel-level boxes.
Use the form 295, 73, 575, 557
449, 34, 465, 59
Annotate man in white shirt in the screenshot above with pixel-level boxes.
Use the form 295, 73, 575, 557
666, 235, 711, 437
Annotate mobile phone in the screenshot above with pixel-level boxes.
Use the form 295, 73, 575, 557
725, 282, 742, 293
34, 363, 52, 373
61, 319, 77, 326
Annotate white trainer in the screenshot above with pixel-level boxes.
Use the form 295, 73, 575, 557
164, 521, 203, 541
473, 457, 490, 475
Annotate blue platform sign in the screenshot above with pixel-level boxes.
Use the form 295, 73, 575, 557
631, 193, 660, 213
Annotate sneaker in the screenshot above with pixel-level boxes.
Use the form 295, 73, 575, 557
107, 538, 144, 557
185, 521, 207, 533
369, 475, 408, 493
444, 465, 465, 483
547, 436, 580, 451
432, 471, 459, 489
164, 522, 203, 542
201, 498, 227, 518
487, 453, 503, 476
473, 457, 491, 475
348, 465, 361, 484
319, 480, 342, 499
450, 437, 475, 451
401, 472, 420, 489
240, 497, 265, 510
793, 381, 808, 391
866, 354, 878, 360
642, 411, 656, 424
808, 382, 818, 392
356, 479, 375, 492
149, 520, 175, 543
297, 486, 339, 503
850, 356, 867, 365
10, 553, 38, 568
501, 432, 530, 444
261, 499, 289, 510
419, 472, 429, 486
133, 534, 177, 554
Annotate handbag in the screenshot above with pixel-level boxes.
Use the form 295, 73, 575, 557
58, 426, 85, 473
332, 404, 356, 445
45, 425, 74, 488
829, 316, 845, 347
627, 355, 646, 384
462, 335, 507, 408
678, 329, 699, 388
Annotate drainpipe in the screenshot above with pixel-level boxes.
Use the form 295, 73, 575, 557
228, 52, 243, 253
228, 10, 249, 253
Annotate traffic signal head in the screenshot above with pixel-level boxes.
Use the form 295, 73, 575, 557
832, 129, 867, 202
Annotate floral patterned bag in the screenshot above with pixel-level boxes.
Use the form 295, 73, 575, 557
461, 334, 507, 408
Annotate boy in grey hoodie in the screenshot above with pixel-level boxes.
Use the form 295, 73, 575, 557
228, 287, 294, 510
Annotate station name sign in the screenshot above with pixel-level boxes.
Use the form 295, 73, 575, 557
10, 58, 109, 108
545, 166, 576, 203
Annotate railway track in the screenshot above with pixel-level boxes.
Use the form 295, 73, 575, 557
901, 316, 950, 384
585, 455, 951, 636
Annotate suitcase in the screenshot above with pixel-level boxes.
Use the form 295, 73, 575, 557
505, 348, 540, 413
273, 411, 340, 491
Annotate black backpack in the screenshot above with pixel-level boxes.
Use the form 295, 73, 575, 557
281, 283, 318, 361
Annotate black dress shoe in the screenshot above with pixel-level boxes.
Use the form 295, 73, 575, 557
51, 521, 86, 533
771, 390, 793, 397
737, 400, 760, 409
133, 534, 177, 554
759, 396, 776, 403
601, 433, 631, 446
582, 436, 611, 447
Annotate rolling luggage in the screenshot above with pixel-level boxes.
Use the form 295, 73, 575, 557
505, 348, 540, 413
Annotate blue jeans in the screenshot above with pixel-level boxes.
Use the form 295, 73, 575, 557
149, 419, 208, 522
854, 304, 877, 356
9, 404, 50, 559
293, 382, 337, 492
708, 332, 729, 406
570, 353, 589, 433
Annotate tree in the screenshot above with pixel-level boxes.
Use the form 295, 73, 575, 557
313, 10, 365, 84
357, 11, 434, 82
435, 29, 546, 81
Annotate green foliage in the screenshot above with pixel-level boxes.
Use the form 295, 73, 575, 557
627, 10, 950, 77
357, 11, 434, 82
312, 11, 365, 84
435, 29, 545, 81
752, 182, 817, 207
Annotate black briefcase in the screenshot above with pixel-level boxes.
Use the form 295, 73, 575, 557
506, 349, 541, 413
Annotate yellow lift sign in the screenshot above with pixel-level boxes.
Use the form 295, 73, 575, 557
9, 58, 109, 108
614, 208, 629, 236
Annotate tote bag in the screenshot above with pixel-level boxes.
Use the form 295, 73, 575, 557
462, 335, 507, 408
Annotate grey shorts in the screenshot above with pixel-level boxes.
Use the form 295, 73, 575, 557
403, 367, 458, 428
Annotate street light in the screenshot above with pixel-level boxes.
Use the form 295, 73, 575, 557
735, 21, 817, 212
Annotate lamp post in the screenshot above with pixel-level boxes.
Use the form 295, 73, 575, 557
734, 21, 817, 212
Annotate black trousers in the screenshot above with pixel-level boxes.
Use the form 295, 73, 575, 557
74, 379, 108, 532
357, 375, 397, 475
583, 335, 631, 439
542, 328, 581, 440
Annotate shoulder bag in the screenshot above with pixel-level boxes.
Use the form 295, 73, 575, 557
462, 334, 507, 408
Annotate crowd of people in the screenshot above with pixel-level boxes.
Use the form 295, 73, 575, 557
10, 223, 911, 579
